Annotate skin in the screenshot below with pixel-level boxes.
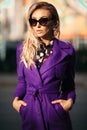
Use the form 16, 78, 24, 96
13, 9, 73, 112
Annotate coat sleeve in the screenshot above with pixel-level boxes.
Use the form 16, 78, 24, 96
61, 45, 76, 104
14, 42, 26, 99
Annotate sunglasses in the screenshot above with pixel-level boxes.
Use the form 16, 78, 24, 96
29, 17, 51, 26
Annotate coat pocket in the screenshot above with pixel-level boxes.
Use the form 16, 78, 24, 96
54, 103, 67, 115
47, 96, 67, 116
19, 104, 27, 119
46, 97, 68, 124
47, 96, 66, 115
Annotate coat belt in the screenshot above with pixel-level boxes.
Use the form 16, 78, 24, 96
27, 86, 59, 97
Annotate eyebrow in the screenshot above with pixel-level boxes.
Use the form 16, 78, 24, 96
31, 16, 50, 20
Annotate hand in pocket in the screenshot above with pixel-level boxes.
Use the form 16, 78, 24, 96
51, 98, 73, 111
12, 97, 27, 112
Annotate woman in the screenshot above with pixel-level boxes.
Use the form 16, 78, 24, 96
12, 1, 76, 130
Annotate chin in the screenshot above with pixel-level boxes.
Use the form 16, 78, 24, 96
37, 34, 45, 38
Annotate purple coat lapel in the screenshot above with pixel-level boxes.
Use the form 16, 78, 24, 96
39, 39, 70, 75
30, 64, 43, 88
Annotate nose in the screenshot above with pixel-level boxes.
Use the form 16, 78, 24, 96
36, 22, 41, 28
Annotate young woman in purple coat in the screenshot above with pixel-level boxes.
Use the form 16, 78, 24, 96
12, 1, 76, 130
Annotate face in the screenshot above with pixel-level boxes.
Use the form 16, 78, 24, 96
29, 9, 54, 39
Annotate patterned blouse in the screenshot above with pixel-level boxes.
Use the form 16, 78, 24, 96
35, 40, 53, 69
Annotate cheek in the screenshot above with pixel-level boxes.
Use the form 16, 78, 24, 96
44, 26, 52, 34
46, 23, 53, 32
32, 27, 38, 36
32, 27, 36, 32
44, 27, 49, 33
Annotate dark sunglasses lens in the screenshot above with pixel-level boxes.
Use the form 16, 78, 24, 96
29, 18, 49, 26
29, 19, 37, 26
39, 18, 49, 25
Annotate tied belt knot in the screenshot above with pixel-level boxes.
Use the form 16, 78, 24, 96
34, 89, 42, 102
34, 89, 39, 97
27, 86, 59, 102
27, 88, 43, 102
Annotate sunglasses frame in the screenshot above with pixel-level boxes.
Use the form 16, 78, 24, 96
29, 17, 52, 26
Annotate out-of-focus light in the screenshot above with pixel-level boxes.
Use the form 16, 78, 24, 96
66, 0, 87, 15
0, 0, 13, 8
23, 0, 29, 6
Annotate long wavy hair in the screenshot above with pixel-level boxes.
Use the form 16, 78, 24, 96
21, 1, 60, 68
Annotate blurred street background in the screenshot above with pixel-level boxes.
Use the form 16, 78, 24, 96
0, 0, 87, 130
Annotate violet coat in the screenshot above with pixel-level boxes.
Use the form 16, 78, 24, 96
14, 39, 76, 130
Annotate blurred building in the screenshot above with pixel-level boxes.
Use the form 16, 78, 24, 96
0, 0, 87, 49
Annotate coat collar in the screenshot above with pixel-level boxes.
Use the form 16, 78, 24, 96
39, 38, 70, 75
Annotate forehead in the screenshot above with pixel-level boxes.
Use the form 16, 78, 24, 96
31, 9, 51, 18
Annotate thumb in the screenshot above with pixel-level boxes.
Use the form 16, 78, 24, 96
20, 101, 27, 106
51, 99, 62, 104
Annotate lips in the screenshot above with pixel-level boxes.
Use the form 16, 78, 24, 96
36, 30, 42, 34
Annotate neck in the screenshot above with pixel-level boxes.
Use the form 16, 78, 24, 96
41, 39, 52, 46
40, 37, 54, 46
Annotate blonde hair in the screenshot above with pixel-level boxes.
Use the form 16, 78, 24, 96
21, 1, 60, 68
